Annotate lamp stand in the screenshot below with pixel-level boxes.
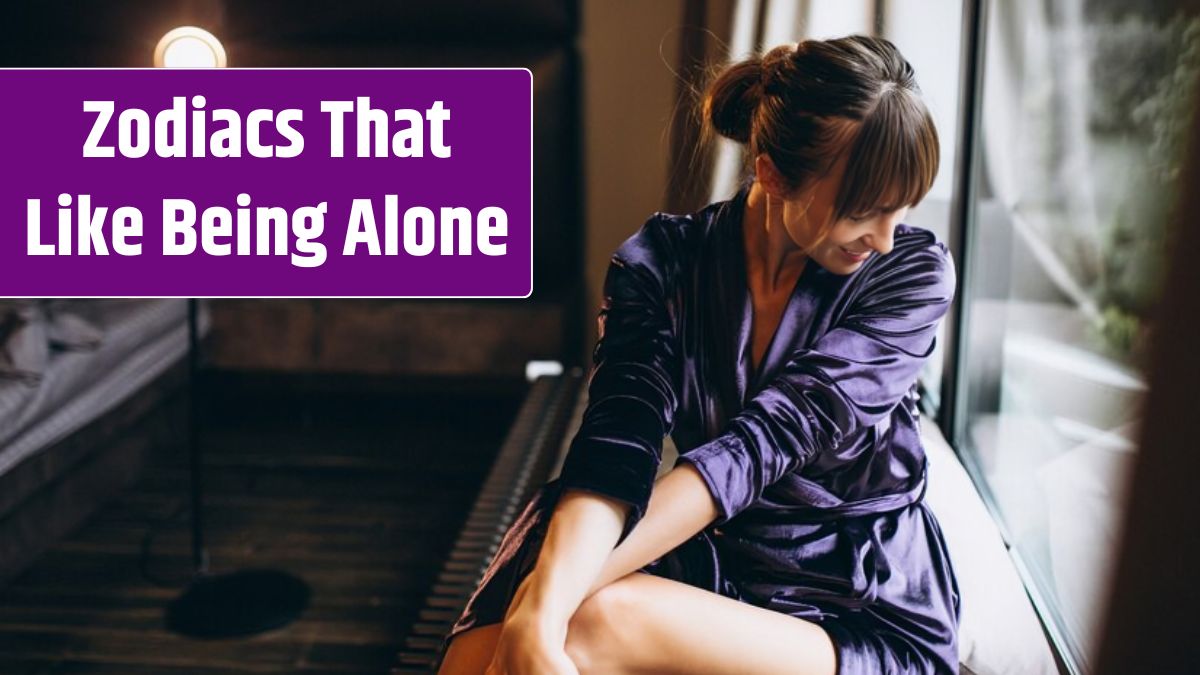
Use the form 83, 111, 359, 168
165, 298, 309, 638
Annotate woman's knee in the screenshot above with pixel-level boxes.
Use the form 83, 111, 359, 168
565, 579, 640, 673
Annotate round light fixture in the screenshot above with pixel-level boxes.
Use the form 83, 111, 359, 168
154, 26, 227, 68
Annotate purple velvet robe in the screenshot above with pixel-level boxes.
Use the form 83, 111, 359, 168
448, 183, 961, 674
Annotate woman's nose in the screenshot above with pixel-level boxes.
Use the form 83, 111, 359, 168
864, 219, 895, 255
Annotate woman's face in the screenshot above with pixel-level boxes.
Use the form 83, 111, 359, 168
767, 153, 909, 275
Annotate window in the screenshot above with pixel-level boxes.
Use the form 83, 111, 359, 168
954, 1, 1198, 671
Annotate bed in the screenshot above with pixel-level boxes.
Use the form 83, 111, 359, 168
0, 299, 206, 583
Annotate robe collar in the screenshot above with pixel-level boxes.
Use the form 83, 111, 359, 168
715, 178, 832, 407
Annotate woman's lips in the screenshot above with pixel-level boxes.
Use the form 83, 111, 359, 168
840, 246, 871, 263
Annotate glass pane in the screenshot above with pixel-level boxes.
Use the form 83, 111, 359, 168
960, 1, 1198, 670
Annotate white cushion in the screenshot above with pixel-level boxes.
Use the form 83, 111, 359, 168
922, 415, 1059, 674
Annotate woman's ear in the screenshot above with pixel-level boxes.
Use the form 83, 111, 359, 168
754, 154, 789, 199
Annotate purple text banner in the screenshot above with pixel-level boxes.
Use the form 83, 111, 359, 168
0, 69, 532, 297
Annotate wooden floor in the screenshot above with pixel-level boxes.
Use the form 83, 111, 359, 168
0, 373, 522, 674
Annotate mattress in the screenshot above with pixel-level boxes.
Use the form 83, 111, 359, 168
0, 299, 207, 477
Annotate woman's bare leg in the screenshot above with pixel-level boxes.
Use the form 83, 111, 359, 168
438, 623, 503, 675
563, 572, 837, 675
438, 572, 837, 675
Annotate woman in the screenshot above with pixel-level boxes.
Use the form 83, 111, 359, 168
440, 35, 960, 675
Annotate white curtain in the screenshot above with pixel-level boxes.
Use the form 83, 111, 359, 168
980, 0, 1103, 316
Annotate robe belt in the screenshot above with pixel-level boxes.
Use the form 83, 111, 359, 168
784, 467, 928, 523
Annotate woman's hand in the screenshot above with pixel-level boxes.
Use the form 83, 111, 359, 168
485, 572, 580, 675
483, 488, 629, 673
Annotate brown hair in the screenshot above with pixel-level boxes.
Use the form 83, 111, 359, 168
704, 35, 939, 228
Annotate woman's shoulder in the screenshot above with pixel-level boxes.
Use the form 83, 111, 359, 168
609, 199, 727, 286
614, 205, 716, 263
611, 212, 688, 270
890, 222, 949, 257
855, 223, 957, 305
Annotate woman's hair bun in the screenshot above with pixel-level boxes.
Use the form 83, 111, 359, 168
704, 56, 764, 144
700, 35, 938, 220
704, 44, 796, 144
759, 44, 796, 94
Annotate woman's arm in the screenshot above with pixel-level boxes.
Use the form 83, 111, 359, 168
503, 464, 718, 633
518, 488, 629, 626
487, 489, 629, 675
488, 219, 685, 674
586, 463, 718, 595
679, 240, 957, 524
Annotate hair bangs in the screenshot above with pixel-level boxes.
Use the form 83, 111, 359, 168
834, 88, 939, 221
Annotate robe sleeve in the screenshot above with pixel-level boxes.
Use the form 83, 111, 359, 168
557, 218, 682, 544
677, 239, 956, 525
